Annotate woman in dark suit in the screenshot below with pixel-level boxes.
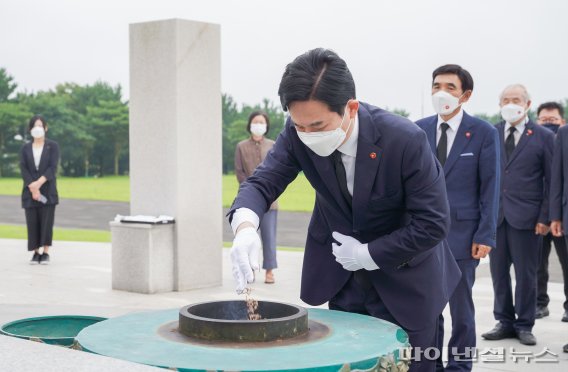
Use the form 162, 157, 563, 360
19, 115, 60, 264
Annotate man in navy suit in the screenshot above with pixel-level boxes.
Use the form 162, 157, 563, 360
482, 84, 554, 345
416, 65, 499, 372
228, 48, 461, 372
548, 106, 568, 356
536, 102, 568, 322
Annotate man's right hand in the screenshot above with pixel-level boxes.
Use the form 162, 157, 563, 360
551, 220, 564, 237
230, 226, 261, 294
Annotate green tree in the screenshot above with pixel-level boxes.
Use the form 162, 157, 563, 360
0, 68, 17, 103
222, 94, 240, 173
475, 112, 502, 125
391, 108, 410, 118
0, 102, 32, 176
222, 94, 287, 174
18, 90, 88, 176
87, 100, 129, 175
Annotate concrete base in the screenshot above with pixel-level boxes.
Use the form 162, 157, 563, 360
110, 221, 174, 294
0, 335, 161, 371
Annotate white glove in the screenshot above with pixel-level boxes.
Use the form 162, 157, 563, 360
230, 227, 261, 293
331, 232, 379, 271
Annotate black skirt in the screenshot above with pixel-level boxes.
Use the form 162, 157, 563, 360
24, 205, 56, 251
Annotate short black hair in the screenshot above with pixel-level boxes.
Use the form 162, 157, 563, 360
278, 48, 356, 115
247, 111, 270, 135
432, 64, 474, 92
28, 114, 47, 131
537, 101, 564, 118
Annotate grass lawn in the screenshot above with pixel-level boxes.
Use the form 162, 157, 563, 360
0, 176, 129, 202
0, 224, 111, 243
1, 174, 315, 212
222, 173, 314, 212
0, 224, 303, 250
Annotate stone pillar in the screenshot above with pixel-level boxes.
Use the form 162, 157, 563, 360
127, 19, 222, 291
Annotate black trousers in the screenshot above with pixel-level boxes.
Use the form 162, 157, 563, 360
24, 205, 56, 251
537, 233, 568, 311
490, 220, 540, 331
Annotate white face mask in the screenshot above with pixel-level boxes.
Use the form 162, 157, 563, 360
501, 103, 527, 124
296, 106, 352, 157
432, 90, 463, 116
31, 126, 45, 139
250, 123, 267, 136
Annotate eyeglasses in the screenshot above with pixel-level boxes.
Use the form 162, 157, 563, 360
538, 116, 562, 123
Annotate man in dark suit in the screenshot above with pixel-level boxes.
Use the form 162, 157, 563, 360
536, 101, 568, 322
482, 84, 554, 345
416, 65, 499, 372
228, 48, 461, 372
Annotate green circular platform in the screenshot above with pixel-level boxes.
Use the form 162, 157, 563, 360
1, 315, 106, 347
76, 308, 410, 372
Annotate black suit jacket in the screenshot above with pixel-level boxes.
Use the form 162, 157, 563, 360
550, 125, 568, 229
229, 102, 461, 331
496, 120, 553, 229
19, 139, 60, 208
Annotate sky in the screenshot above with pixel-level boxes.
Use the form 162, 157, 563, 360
1, 0, 567, 120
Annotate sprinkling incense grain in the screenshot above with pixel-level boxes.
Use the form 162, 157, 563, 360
243, 287, 261, 320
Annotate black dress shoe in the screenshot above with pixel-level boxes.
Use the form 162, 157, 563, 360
563, 343, 568, 353
535, 306, 549, 319
517, 330, 537, 345
39, 253, 50, 265
481, 323, 516, 340
562, 310, 568, 322
30, 252, 41, 265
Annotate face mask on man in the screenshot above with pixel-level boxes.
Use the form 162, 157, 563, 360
296, 105, 353, 157
250, 123, 267, 136
501, 103, 527, 124
31, 126, 45, 139
541, 123, 560, 134
432, 90, 464, 116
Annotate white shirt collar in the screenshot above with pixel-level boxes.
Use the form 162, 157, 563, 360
337, 113, 359, 157
505, 116, 528, 134
436, 108, 464, 132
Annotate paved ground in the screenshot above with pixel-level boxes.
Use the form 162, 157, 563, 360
0, 238, 566, 371
0, 195, 565, 283
0, 195, 310, 247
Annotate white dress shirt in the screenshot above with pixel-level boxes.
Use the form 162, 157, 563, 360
436, 109, 464, 156
32, 145, 43, 170
336, 114, 359, 196
231, 115, 360, 233
504, 116, 528, 145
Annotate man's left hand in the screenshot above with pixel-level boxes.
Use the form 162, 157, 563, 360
472, 243, 492, 259
331, 232, 379, 271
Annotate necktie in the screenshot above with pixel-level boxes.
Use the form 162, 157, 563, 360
437, 123, 449, 166
505, 127, 516, 160
332, 151, 352, 208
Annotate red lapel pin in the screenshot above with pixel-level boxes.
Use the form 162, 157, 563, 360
527, 129, 533, 136
465, 131, 471, 138
369, 152, 377, 159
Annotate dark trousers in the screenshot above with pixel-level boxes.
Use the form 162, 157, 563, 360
260, 209, 278, 270
24, 205, 56, 251
537, 233, 568, 311
490, 220, 540, 331
329, 271, 439, 372
436, 259, 478, 372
